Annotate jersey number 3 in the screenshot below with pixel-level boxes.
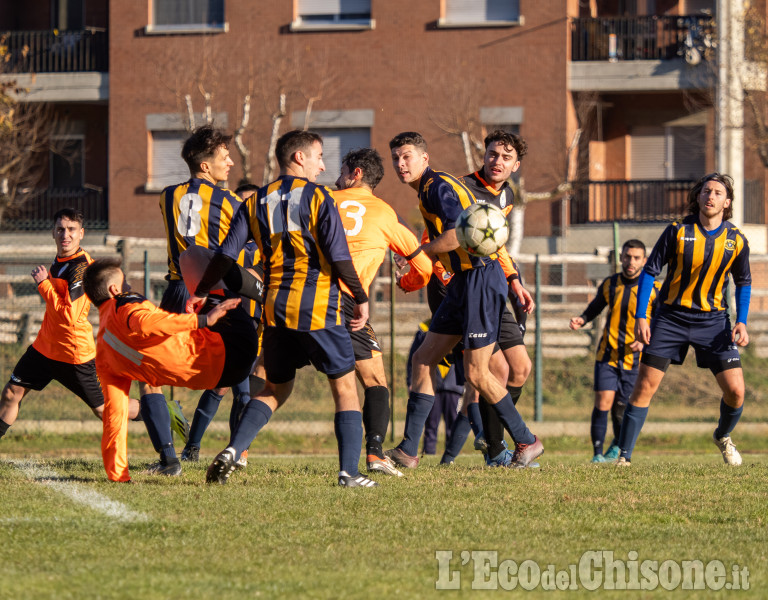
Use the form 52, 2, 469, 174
340, 200, 366, 237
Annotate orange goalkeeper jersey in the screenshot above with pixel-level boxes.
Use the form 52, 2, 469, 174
96, 291, 226, 482
95, 292, 225, 389
335, 187, 431, 295
32, 248, 96, 364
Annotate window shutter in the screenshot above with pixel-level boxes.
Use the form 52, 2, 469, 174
631, 127, 666, 179
314, 129, 370, 186
445, 0, 519, 22
151, 131, 189, 189
298, 0, 370, 16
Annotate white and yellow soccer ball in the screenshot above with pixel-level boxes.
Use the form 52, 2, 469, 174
455, 203, 509, 257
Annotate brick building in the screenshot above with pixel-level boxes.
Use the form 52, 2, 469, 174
2, 0, 767, 253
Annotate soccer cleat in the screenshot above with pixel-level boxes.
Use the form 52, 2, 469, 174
339, 472, 378, 487
146, 459, 182, 477
483, 440, 509, 466
235, 449, 248, 470
487, 448, 514, 467
615, 457, 631, 467
591, 454, 606, 463
384, 447, 419, 469
510, 436, 544, 468
366, 455, 404, 477
180, 445, 199, 462
206, 448, 237, 484
473, 434, 489, 456
603, 444, 620, 461
167, 398, 190, 443
713, 432, 742, 466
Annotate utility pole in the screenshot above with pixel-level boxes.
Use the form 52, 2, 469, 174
715, 0, 745, 226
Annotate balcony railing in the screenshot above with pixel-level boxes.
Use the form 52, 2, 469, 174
570, 15, 714, 61
570, 180, 695, 224
0, 30, 108, 73
5, 188, 108, 231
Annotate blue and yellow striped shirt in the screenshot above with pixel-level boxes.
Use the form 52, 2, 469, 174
221, 176, 351, 331
159, 178, 242, 281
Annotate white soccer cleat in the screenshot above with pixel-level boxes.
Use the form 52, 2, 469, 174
713, 433, 742, 466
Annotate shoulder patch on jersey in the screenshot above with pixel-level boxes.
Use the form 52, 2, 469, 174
115, 292, 147, 307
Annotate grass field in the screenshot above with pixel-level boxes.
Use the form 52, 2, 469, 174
2, 343, 767, 598
1, 433, 766, 599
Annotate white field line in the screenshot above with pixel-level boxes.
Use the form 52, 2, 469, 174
12, 460, 148, 523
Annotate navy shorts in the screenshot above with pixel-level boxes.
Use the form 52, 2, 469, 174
9, 345, 104, 409
642, 308, 741, 372
342, 294, 381, 361
262, 325, 355, 384
593, 361, 638, 402
430, 261, 506, 350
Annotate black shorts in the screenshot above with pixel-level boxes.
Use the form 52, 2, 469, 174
342, 294, 382, 361
211, 302, 260, 388
497, 307, 525, 350
9, 345, 104, 409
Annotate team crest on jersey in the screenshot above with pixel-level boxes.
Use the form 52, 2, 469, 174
725, 239, 736, 251
499, 190, 508, 209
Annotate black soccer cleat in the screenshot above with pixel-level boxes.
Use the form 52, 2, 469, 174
180, 445, 200, 462
338, 473, 378, 488
206, 448, 237, 484
146, 459, 182, 477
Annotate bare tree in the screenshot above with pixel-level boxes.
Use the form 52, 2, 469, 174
0, 42, 64, 225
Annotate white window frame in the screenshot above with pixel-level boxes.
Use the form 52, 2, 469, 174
146, 0, 229, 35
291, 0, 375, 32
438, 0, 523, 29
145, 112, 229, 191
291, 109, 374, 187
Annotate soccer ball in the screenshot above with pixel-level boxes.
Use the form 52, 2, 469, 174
455, 203, 509, 257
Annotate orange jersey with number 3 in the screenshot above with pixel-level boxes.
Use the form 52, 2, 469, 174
335, 187, 432, 295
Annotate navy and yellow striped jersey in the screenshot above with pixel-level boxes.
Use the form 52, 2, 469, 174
460, 170, 515, 216
418, 166, 498, 274
582, 273, 660, 370
646, 215, 751, 313
220, 176, 352, 331
159, 178, 243, 281
236, 240, 262, 319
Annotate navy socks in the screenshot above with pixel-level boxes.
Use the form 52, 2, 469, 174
617, 404, 649, 461
490, 393, 535, 445
441, 413, 471, 463
335, 410, 363, 476
230, 399, 273, 455
591, 408, 609, 456
187, 390, 223, 448
140, 393, 174, 454
714, 398, 743, 439
399, 391, 435, 457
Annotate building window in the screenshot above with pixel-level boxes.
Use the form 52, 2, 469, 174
314, 128, 371, 186
630, 125, 705, 180
148, 131, 189, 191
50, 136, 84, 189
290, 109, 374, 185
146, 112, 228, 191
440, 0, 521, 28
147, 0, 228, 34
292, 0, 374, 31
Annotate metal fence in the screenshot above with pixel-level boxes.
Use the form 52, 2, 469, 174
4, 188, 109, 231
0, 29, 108, 73
570, 15, 714, 62
570, 180, 694, 224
